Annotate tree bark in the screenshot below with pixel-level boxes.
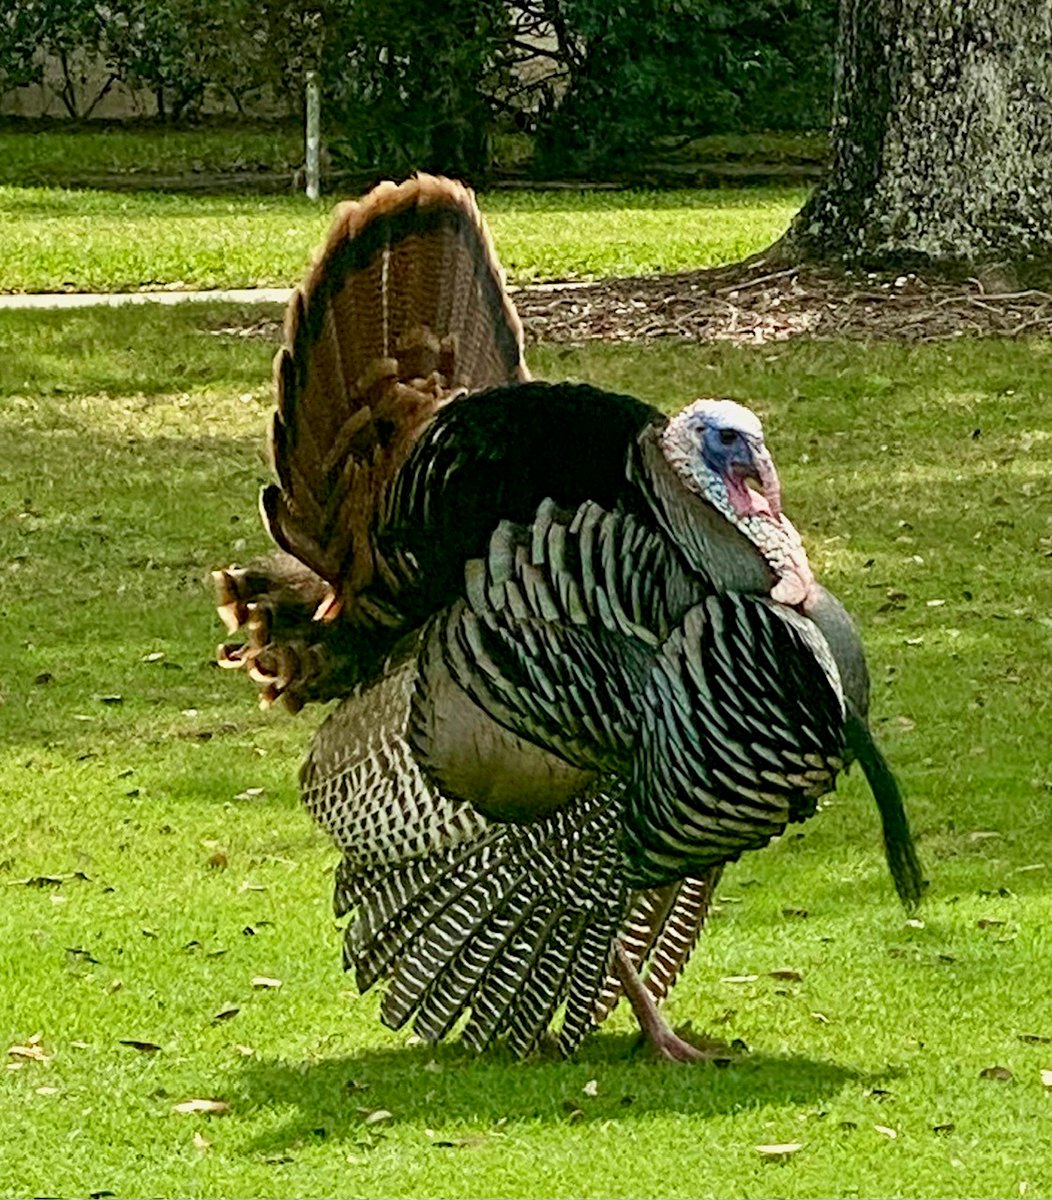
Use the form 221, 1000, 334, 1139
785, 0, 1052, 272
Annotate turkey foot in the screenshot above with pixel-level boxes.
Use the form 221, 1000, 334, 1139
613, 942, 730, 1064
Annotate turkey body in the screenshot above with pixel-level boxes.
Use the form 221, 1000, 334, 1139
214, 175, 923, 1059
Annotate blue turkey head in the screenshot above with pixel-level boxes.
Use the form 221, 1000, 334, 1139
662, 398, 783, 520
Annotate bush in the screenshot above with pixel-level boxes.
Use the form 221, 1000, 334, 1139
534, 0, 836, 176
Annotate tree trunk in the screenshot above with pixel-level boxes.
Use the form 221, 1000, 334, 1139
786, 0, 1052, 273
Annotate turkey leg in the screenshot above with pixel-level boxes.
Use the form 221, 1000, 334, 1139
613, 942, 726, 1064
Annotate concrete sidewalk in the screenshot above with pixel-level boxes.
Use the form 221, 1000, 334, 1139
0, 287, 293, 310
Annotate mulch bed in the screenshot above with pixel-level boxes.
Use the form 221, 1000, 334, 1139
210, 260, 1052, 347
512, 260, 1052, 345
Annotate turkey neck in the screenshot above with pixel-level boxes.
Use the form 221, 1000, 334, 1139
632, 426, 871, 722
628, 428, 775, 595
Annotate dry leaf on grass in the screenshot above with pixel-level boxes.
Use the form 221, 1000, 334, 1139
8, 1042, 47, 1062
172, 1098, 230, 1115
1039, 1069, 1052, 1088
360, 1108, 392, 1126
193, 1132, 211, 1152
213, 1007, 240, 1023
979, 1065, 1015, 1082
582, 1079, 599, 1097
721, 974, 759, 984
251, 976, 282, 990
874, 1124, 898, 1139
769, 968, 804, 982
119, 1039, 162, 1053
756, 1143, 802, 1160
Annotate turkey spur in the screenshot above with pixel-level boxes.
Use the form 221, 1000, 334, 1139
213, 175, 924, 1062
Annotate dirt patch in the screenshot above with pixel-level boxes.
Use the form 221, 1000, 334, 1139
207, 260, 1052, 348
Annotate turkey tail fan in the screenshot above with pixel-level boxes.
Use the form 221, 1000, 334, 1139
591, 868, 722, 1026
263, 175, 530, 618
635, 869, 721, 1006
341, 787, 633, 1058
844, 709, 927, 909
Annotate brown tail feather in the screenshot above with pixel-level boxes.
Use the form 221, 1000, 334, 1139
265, 174, 528, 620
592, 868, 722, 1026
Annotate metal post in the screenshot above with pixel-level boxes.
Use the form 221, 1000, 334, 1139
305, 70, 321, 201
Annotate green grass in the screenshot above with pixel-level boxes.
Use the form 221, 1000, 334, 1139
0, 126, 825, 187
0, 185, 806, 293
2, 304, 1052, 1198
0, 125, 304, 185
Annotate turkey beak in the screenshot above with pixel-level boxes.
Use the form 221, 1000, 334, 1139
750, 442, 783, 519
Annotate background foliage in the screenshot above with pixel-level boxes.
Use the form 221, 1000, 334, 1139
0, 0, 836, 177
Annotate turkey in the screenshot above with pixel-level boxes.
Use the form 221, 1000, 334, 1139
213, 174, 924, 1062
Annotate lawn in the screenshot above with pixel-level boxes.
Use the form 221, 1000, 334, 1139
0, 124, 304, 186
0, 185, 805, 293
2, 302, 1051, 1197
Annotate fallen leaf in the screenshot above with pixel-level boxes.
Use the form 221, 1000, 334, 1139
361, 1109, 392, 1126
98, 695, 124, 705
251, 976, 282, 990
235, 1045, 255, 1057
1018, 1033, 1052, 1045
1040, 1069, 1052, 1089
119, 1039, 162, 1054
979, 1065, 1014, 1082
810, 1011, 830, 1024
874, 1124, 897, 1139
720, 974, 759, 984
756, 1142, 802, 1159
436, 1133, 489, 1149
769, 968, 803, 982
977, 918, 1006, 929
8, 1044, 47, 1061
239, 881, 267, 893
35, 1086, 60, 1095
172, 1099, 230, 1115
212, 1007, 240, 1023
66, 947, 101, 964
905, 918, 925, 929
193, 1131, 211, 1153
207, 851, 229, 871
142, 652, 165, 663
781, 907, 809, 919
582, 1079, 599, 1097
933, 1123, 955, 1134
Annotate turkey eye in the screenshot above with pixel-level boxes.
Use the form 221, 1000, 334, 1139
718, 429, 737, 445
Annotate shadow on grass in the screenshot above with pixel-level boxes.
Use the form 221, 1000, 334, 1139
236, 1036, 893, 1155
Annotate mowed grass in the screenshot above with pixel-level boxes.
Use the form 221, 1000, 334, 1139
0, 125, 304, 185
0, 185, 806, 293
2, 303, 1052, 1198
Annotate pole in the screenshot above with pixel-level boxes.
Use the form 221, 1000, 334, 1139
305, 70, 321, 201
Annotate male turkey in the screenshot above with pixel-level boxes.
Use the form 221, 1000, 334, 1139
214, 175, 923, 1062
